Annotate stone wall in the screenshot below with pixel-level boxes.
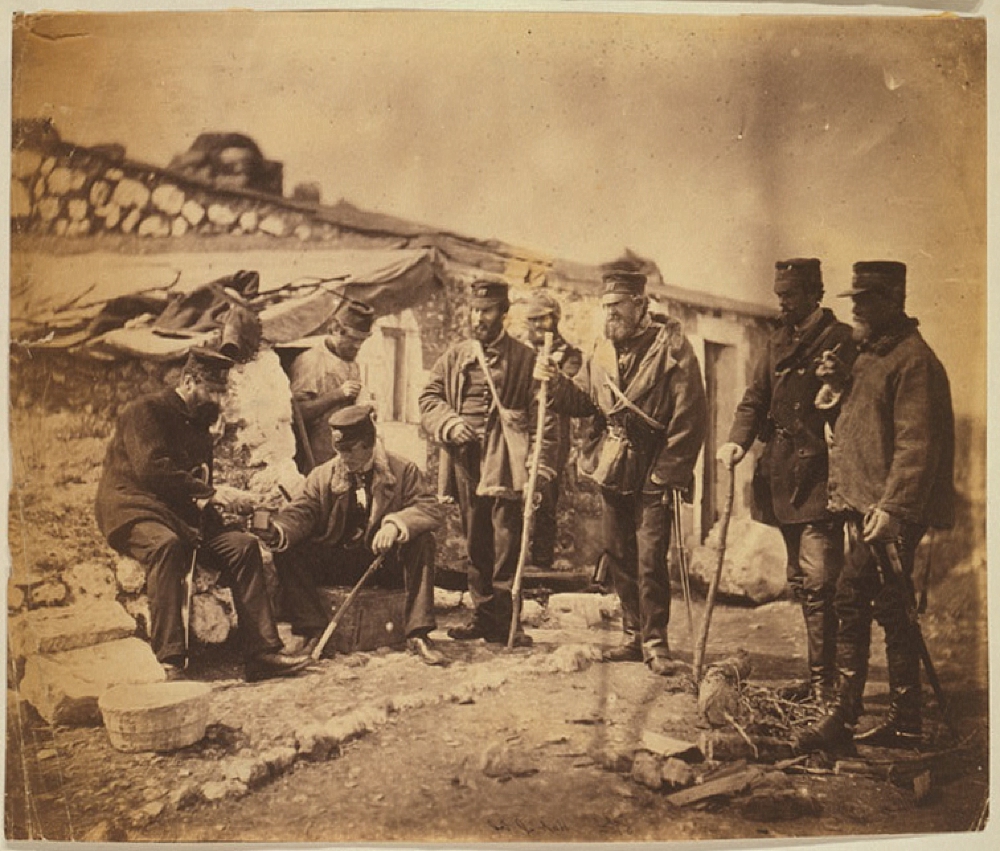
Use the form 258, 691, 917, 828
13, 134, 343, 244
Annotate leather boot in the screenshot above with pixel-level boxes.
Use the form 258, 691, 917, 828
794, 673, 862, 755
855, 685, 922, 748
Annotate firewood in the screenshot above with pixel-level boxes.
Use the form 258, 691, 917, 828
699, 730, 795, 763
665, 766, 766, 807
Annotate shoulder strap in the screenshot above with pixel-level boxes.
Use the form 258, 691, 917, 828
603, 375, 666, 432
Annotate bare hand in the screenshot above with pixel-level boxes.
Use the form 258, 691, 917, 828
863, 508, 902, 543
371, 522, 400, 555
194, 497, 213, 512
533, 356, 559, 383
339, 380, 363, 402
716, 442, 746, 470
450, 419, 478, 444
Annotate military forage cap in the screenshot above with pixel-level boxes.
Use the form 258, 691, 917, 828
838, 261, 907, 298
328, 404, 377, 447
333, 299, 376, 339
184, 347, 234, 390
470, 280, 510, 308
524, 290, 562, 320
775, 258, 822, 289
601, 269, 647, 304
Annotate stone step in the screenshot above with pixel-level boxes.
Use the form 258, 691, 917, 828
17, 637, 166, 726
9, 599, 137, 670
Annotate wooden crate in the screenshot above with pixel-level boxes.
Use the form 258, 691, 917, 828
315, 587, 407, 654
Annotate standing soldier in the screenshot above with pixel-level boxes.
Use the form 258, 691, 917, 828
522, 290, 583, 571
796, 261, 955, 752
289, 299, 375, 468
717, 258, 855, 705
419, 280, 550, 647
535, 267, 707, 675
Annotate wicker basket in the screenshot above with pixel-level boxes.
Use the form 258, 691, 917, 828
99, 681, 212, 753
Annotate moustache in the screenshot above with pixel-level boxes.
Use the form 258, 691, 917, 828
193, 400, 222, 423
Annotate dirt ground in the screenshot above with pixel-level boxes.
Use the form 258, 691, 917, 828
4, 400, 992, 844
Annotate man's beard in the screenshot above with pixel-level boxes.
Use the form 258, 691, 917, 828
473, 323, 501, 343
852, 320, 873, 343
604, 318, 633, 343
192, 400, 222, 425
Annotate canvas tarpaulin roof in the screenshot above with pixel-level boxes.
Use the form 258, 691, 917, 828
10, 247, 443, 358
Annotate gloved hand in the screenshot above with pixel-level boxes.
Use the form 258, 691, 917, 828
863, 507, 902, 543
448, 419, 478, 445
716, 442, 746, 470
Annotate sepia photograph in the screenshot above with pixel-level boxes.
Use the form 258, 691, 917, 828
3, 1, 992, 845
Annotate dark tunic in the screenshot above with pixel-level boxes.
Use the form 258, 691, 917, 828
728, 308, 855, 526
95, 389, 216, 548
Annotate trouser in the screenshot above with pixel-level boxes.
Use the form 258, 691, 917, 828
602, 488, 672, 661
116, 521, 282, 664
273, 533, 437, 639
452, 445, 522, 632
530, 473, 562, 569
781, 519, 844, 687
832, 513, 926, 724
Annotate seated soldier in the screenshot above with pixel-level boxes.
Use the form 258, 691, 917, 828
260, 405, 446, 666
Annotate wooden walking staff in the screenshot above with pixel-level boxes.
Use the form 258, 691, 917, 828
692, 462, 736, 683
508, 331, 553, 649
310, 550, 388, 661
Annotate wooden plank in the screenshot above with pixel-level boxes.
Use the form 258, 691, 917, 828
665, 767, 766, 807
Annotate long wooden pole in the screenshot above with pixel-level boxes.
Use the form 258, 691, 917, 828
508, 331, 553, 649
692, 463, 736, 683
310, 551, 387, 661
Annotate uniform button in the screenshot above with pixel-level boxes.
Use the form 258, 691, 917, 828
794, 402, 801, 410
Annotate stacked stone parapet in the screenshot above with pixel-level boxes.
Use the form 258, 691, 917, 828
10, 134, 341, 244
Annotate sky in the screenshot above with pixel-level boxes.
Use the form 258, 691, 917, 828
8, 6, 988, 417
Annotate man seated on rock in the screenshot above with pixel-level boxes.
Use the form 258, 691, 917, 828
95, 347, 312, 683
259, 405, 447, 666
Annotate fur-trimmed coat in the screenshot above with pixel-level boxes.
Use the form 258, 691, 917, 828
548, 316, 707, 496
272, 441, 443, 551
419, 333, 554, 500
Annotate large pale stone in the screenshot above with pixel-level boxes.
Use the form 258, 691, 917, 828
105, 167, 124, 181
111, 177, 151, 209
33, 177, 47, 200
19, 638, 164, 726
46, 166, 86, 196
53, 218, 69, 236
294, 223, 312, 241
63, 561, 118, 600
37, 197, 60, 221
171, 216, 189, 237
191, 590, 236, 645
67, 198, 89, 221
97, 203, 122, 229
120, 207, 141, 234
181, 199, 205, 226
238, 210, 258, 232
689, 517, 787, 604
9, 599, 136, 662
89, 179, 111, 207
207, 203, 238, 227
151, 184, 185, 216
115, 556, 146, 594
137, 214, 170, 237
258, 214, 287, 237
224, 352, 303, 499
11, 149, 42, 179
10, 180, 32, 218
66, 219, 92, 237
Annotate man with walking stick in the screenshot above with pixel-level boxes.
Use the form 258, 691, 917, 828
419, 280, 553, 648
717, 258, 855, 706
95, 348, 312, 682
796, 261, 955, 753
257, 405, 446, 666
534, 265, 707, 676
